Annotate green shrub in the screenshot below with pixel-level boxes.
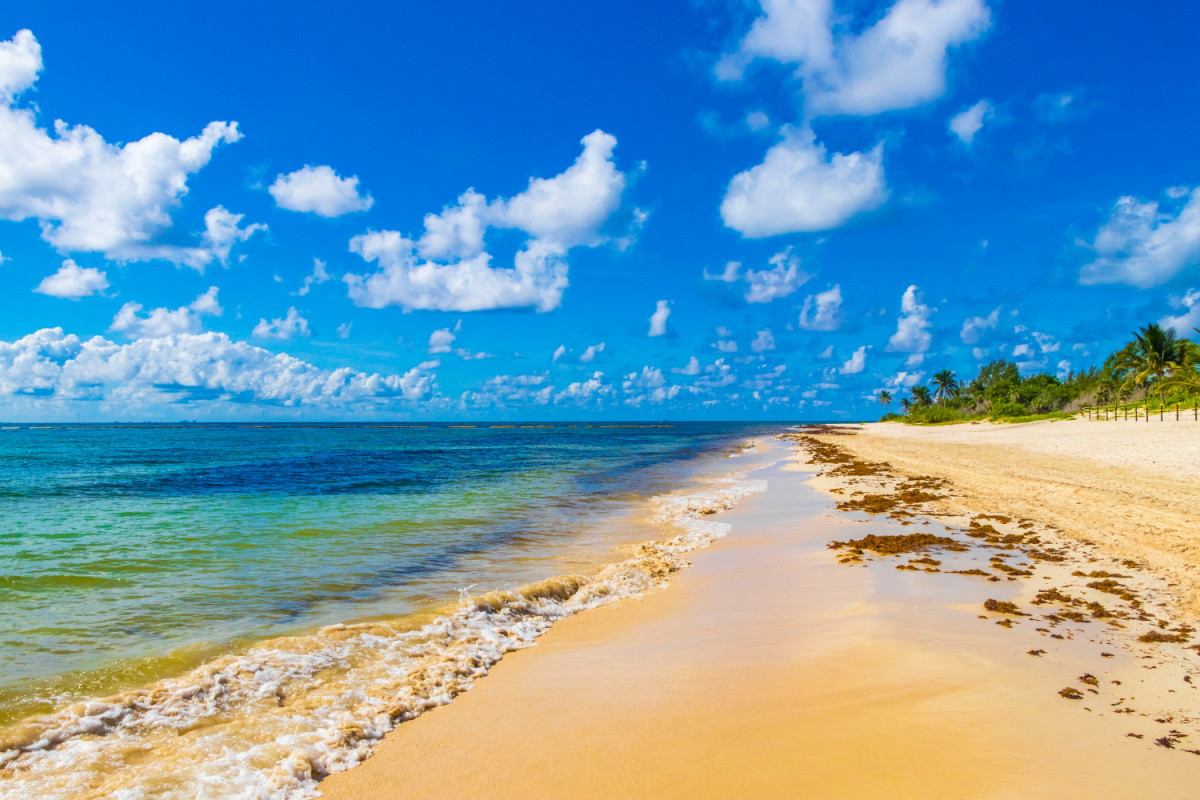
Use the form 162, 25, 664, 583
908, 406, 967, 424
989, 402, 1027, 419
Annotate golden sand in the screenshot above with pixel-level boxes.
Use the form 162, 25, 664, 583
819, 419, 1200, 614
318, 438, 1200, 798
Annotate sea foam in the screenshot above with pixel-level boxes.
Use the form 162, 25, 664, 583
0, 468, 765, 800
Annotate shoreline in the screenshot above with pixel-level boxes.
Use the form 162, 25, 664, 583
0, 437, 770, 799
318, 428, 1200, 798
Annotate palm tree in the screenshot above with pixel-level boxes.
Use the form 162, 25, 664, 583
1162, 331, 1200, 395
932, 370, 958, 407
1111, 323, 1186, 409
878, 390, 893, 413
911, 385, 933, 407
900, 398, 913, 415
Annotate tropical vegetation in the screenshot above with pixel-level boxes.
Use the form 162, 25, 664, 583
880, 323, 1200, 424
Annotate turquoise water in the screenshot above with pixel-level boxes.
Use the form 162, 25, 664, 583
0, 422, 776, 730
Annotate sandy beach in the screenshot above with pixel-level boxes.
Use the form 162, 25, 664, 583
317, 425, 1200, 798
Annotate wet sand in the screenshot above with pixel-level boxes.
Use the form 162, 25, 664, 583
318, 439, 1200, 798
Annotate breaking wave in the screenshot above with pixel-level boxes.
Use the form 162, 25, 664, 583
0, 467, 766, 800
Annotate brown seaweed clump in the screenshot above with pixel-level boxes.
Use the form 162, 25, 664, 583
1139, 630, 1189, 644
828, 532, 964, 556
1087, 579, 1139, 602
1079, 674, 1100, 686
983, 598, 1025, 615
1059, 687, 1084, 699
1072, 570, 1130, 579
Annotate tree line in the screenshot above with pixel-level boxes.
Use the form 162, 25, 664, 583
876, 323, 1200, 423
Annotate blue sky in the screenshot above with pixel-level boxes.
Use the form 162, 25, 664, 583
1, 1, 1199, 421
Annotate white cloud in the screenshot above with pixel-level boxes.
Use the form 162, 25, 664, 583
1161, 289, 1200, 336
201, 206, 267, 266
0, 326, 436, 409
704, 261, 741, 282
648, 300, 671, 336
797, 284, 843, 330
817, 344, 834, 359
886, 285, 933, 353
718, 0, 991, 117
461, 373, 551, 408
713, 339, 738, 353
972, 347, 988, 359
744, 248, 810, 302
887, 370, 924, 388
1079, 189, 1200, 288
1033, 331, 1059, 353
344, 130, 627, 312
1011, 343, 1033, 358
0, 30, 242, 268
839, 345, 868, 374
296, 259, 331, 296
269, 165, 374, 217
336, 322, 353, 339
581, 342, 605, 363
672, 356, 701, 375
746, 110, 771, 130
428, 326, 457, 353
751, 328, 776, 352
906, 353, 924, 367
949, 99, 992, 144
552, 344, 566, 362
110, 287, 222, 338
959, 307, 999, 344
1167, 186, 1189, 200
623, 366, 681, 405
33, 259, 108, 299
555, 370, 611, 404
252, 307, 311, 341
722, 127, 887, 237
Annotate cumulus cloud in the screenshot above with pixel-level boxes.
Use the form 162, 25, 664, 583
949, 99, 993, 144
552, 344, 566, 362
33, 259, 107, 299
556, 370, 611, 404
886, 285, 933, 353
581, 342, 605, 363
269, 165, 374, 217
0, 326, 436, 410
797, 284, 843, 330
0, 30, 244, 268
722, 127, 887, 237
839, 345, 868, 374
252, 308, 311, 341
622, 366, 681, 405
345, 130, 627, 312
202, 206, 267, 266
887, 370, 924, 388
1161, 289, 1200, 336
673, 356, 701, 375
648, 300, 671, 336
336, 322, 353, 339
751, 328, 776, 353
461, 373, 551, 408
817, 344, 834, 359
1079, 189, 1200, 288
110, 287, 222, 338
717, 0, 991, 117
428, 325, 457, 353
959, 306, 999, 344
745, 249, 811, 302
296, 259, 332, 296
713, 339, 738, 353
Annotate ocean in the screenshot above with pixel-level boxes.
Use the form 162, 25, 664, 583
0, 422, 779, 798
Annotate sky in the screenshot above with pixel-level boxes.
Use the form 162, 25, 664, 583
1, 0, 1199, 422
